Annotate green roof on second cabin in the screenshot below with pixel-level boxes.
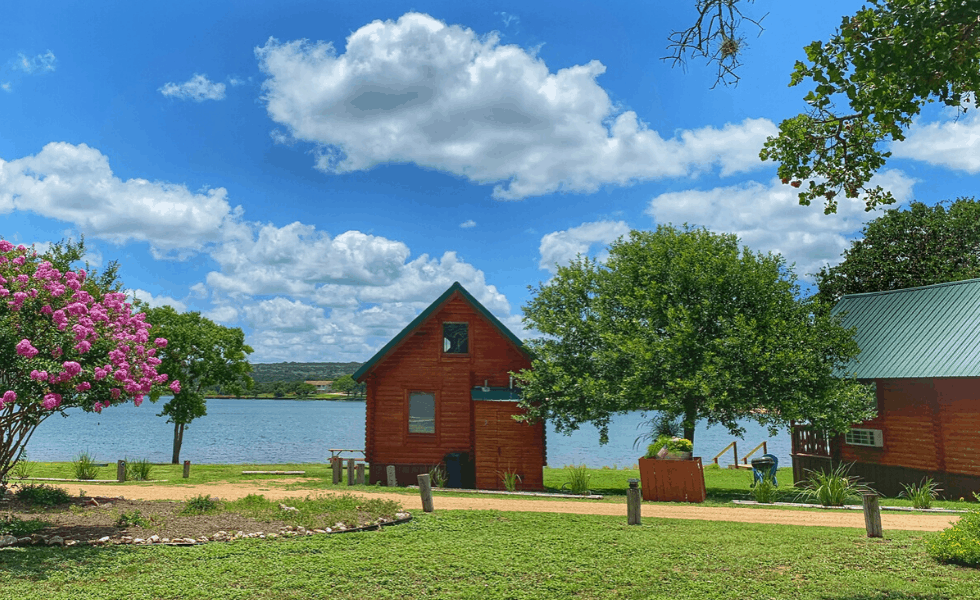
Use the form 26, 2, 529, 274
832, 278, 980, 379
353, 282, 528, 381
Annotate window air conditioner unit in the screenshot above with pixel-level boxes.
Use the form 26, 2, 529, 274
845, 428, 884, 447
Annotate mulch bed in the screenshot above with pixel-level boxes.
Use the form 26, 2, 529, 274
1, 493, 410, 548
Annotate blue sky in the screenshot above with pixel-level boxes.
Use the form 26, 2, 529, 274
3, 1, 978, 363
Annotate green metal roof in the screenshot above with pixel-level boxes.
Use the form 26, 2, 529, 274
832, 278, 980, 378
353, 282, 529, 381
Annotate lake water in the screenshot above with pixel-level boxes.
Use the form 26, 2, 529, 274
24, 398, 791, 469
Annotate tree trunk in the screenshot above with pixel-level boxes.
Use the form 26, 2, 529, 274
171, 422, 184, 464
683, 406, 697, 445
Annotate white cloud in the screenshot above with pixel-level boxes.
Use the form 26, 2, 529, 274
459, 219, 476, 228
159, 73, 227, 102
13, 51, 56, 74
203, 305, 239, 323
255, 12, 775, 200
892, 110, 980, 173
1, 82, 10, 92
130, 288, 188, 312
645, 170, 916, 279
0, 142, 238, 256
539, 220, 630, 273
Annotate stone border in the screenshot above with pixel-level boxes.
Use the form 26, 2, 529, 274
0, 514, 413, 549
407, 486, 603, 500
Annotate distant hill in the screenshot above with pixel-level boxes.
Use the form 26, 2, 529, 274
249, 362, 363, 383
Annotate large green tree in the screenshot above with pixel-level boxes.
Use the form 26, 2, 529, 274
515, 226, 875, 446
815, 198, 980, 305
145, 306, 254, 463
670, 1, 980, 213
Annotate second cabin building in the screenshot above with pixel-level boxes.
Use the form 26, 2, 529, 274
353, 282, 546, 490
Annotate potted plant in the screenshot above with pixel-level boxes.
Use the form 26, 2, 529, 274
645, 435, 694, 460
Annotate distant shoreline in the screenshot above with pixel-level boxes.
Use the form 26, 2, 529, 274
204, 395, 365, 402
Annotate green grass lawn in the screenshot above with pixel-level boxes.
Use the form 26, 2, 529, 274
12, 461, 976, 511
1, 509, 976, 600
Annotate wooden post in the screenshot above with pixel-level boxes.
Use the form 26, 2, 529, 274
116, 460, 126, 483
182, 460, 190, 479
418, 473, 434, 513
347, 458, 355, 486
356, 464, 365, 485
732, 441, 738, 467
332, 457, 342, 484
386, 465, 397, 487
863, 494, 883, 538
627, 478, 641, 525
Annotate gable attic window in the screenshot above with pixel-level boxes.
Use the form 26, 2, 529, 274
408, 392, 435, 434
443, 322, 469, 354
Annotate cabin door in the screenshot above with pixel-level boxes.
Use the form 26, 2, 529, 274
474, 401, 526, 490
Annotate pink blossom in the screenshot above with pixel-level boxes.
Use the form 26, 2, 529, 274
111, 388, 121, 400
62, 361, 82, 377
0, 240, 12, 252
133, 395, 144, 407
16, 274, 29, 285
0, 288, 8, 297
12, 255, 24, 265
30, 370, 48, 381
51, 346, 63, 358
75, 381, 91, 392
169, 380, 181, 394
15, 339, 38, 359
74, 340, 92, 353
1, 390, 15, 407
155, 338, 168, 348
42, 393, 62, 410
93, 402, 103, 413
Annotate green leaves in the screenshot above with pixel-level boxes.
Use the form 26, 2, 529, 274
517, 225, 874, 445
761, 0, 980, 213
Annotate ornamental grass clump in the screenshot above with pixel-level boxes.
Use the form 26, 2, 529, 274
72, 451, 98, 480
563, 464, 592, 495
125, 457, 153, 481
751, 475, 779, 504
795, 463, 875, 507
182, 494, 221, 515
899, 477, 943, 509
928, 493, 980, 567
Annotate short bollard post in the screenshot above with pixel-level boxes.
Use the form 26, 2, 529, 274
863, 493, 883, 538
347, 458, 355, 486
356, 464, 365, 485
332, 457, 342, 484
418, 473, 434, 513
386, 465, 397, 487
627, 478, 641, 525
183, 460, 191, 479
117, 460, 126, 483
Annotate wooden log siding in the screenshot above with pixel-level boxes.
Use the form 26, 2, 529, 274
360, 292, 542, 488
474, 401, 545, 490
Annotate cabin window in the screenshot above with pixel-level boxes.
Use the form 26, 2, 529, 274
408, 392, 436, 434
443, 322, 469, 354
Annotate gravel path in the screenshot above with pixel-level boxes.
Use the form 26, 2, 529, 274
52, 481, 960, 532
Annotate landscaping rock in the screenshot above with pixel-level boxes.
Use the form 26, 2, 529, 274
0, 535, 17, 547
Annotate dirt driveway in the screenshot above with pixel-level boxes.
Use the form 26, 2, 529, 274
49, 480, 960, 532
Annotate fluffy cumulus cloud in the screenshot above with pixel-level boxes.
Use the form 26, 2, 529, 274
538, 220, 630, 273
892, 109, 980, 172
459, 219, 476, 228
255, 12, 775, 200
646, 170, 916, 279
0, 142, 238, 256
199, 219, 517, 361
130, 288, 188, 312
12, 51, 56, 74
159, 73, 227, 102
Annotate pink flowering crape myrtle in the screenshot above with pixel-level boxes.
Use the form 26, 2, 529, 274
0, 240, 170, 485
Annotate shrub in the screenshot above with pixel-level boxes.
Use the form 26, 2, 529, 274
751, 476, 779, 503
15, 483, 70, 507
795, 463, 875, 506
899, 477, 943, 509
563, 464, 592, 495
125, 458, 153, 482
72, 452, 98, 480
645, 435, 693, 458
928, 494, 980, 567
0, 515, 47, 537
115, 510, 150, 528
182, 494, 221, 515
634, 413, 682, 449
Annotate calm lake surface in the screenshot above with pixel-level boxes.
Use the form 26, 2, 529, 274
25, 398, 791, 468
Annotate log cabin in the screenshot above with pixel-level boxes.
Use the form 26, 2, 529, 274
353, 282, 545, 490
791, 279, 980, 498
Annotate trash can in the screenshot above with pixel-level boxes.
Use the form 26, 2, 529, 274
750, 456, 777, 487
444, 452, 464, 488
